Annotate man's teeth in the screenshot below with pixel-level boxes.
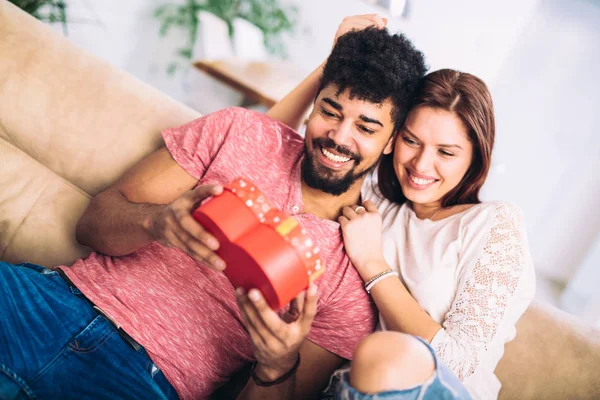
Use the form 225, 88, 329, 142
322, 147, 351, 163
410, 174, 435, 185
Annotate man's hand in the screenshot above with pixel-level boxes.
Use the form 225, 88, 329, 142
332, 14, 388, 49
236, 285, 318, 381
145, 184, 226, 270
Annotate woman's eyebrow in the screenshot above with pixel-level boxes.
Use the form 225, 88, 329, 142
402, 126, 420, 139
403, 126, 463, 150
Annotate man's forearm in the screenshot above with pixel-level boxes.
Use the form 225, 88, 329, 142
75, 188, 164, 256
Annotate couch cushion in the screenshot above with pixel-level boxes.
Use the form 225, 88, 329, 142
0, 139, 91, 266
496, 301, 600, 399
0, 1, 200, 266
0, 1, 200, 197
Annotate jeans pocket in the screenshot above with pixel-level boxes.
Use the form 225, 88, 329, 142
32, 315, 115, 384
0, 364, 34, 400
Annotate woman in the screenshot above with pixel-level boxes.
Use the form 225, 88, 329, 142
265, 15, 536, 400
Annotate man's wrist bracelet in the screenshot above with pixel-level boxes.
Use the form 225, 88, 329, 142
251, 353, 301, 387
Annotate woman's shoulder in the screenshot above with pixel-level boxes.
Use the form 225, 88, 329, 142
457, 201, 527, 245
460, 200, 524, 223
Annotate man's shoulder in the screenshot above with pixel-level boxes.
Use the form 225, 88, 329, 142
221, 107, 299, 131
208, 107, 303, 146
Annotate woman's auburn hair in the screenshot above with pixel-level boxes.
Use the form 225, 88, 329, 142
377, 69, 496, 207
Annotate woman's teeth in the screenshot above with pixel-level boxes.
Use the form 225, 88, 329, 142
409, 173, 435, 185
321, 147, 351, 163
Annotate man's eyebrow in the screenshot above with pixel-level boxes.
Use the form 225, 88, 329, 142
403, 126, 463, 150
359, 115, 383, 127
322, 97, 342, 111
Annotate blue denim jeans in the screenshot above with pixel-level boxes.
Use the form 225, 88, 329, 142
0, 262, 179, 400
331, 337, 471, 400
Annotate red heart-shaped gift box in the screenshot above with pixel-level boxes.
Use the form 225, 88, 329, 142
192, 178, 324, 309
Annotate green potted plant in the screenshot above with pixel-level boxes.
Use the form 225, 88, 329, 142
154, 0, 298, 74
9, 0, 69, 34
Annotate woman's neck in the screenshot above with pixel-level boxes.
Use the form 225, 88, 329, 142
411, 201, 444, 220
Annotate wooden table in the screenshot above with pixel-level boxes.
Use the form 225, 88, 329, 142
193, 58, 308, 108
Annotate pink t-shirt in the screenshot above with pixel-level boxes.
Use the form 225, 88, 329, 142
60, 107, 377, 399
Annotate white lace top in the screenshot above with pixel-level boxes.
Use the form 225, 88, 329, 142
362, 182, 536, 400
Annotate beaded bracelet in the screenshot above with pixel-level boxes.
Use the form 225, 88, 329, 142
364, 269, 399, 294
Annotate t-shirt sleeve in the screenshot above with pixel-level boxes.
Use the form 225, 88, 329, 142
306, 262, 378, 360
161, 107, 251, 180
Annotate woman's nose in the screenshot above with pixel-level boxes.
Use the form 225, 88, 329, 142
413, 149, 434, 172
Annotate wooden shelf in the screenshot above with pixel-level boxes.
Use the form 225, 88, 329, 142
193, 58, 307, 108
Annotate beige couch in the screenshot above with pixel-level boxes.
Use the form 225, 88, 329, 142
1, 2, 598, 399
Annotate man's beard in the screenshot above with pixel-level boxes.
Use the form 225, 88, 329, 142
301, 137, 380, 196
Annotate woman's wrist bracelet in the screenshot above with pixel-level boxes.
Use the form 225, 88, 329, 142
251, 353, 301, 387
364, 269, 399, 294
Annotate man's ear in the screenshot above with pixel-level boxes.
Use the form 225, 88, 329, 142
383, 133, 396, 155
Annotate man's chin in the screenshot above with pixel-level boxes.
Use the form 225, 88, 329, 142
302, 162, 358, 196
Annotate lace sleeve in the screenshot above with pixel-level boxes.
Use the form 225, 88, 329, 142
430, 203, 530, 381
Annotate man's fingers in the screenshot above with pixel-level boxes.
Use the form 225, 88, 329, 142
189, 184, 223, 206
168, 210, 225, 270
299, 284, 318, 329
237, 288, 284, 343
163, 228, 190, 252
236, 289, 269, 346
292, 291, 306, 316
177, 212, 219, 250
246, 289, 287, 340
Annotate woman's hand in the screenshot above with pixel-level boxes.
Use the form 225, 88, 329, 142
236, 285, 318, 381
332, 14, 388, 49
339, 200, 388, 281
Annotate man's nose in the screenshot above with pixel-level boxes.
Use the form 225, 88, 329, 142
327, 121, 354, 148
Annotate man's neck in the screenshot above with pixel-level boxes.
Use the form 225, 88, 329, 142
300, 179, 365, 221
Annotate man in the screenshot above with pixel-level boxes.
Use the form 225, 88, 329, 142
0, 23, 427, 400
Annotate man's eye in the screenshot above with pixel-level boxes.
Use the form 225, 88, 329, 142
321, 109, 337, 118
359, 126, 375, 134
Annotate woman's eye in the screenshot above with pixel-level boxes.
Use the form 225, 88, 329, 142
439, 150, 455, 157
402, 136, 418, 146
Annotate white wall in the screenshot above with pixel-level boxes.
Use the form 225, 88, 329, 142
283, 0, 540, 86
484, 0, 600, 283
62, 0, 244, 113
61, 0, 541, 114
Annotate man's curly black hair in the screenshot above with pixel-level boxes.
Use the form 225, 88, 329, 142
319, 27, 428, 131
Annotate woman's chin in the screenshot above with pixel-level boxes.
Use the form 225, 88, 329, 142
401, 186, 435, 205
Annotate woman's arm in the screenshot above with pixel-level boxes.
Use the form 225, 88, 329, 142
267, 14, 388, 130
426, 203, 534, 381
339, 201, 441, 341
266, 62, 325, 130
340, 201, 535, 381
